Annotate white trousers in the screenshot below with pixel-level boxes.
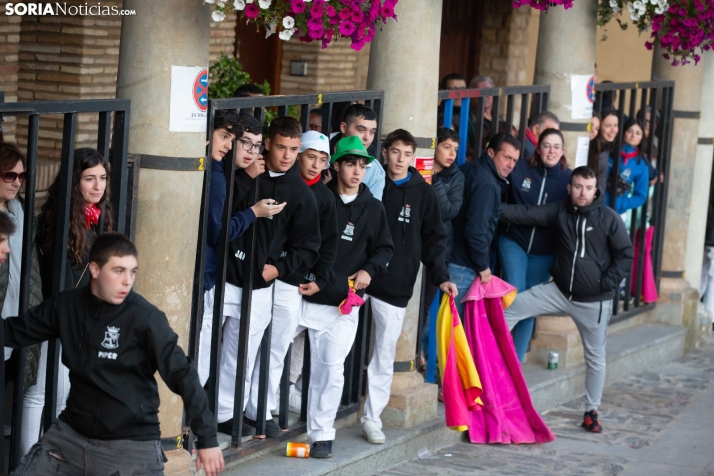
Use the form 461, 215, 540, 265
21, 340, 70, 456
245, 280, 302, 420
197, 287, 228, 387
217, 283, 274, 423
701, 246, 714, 321
361, 296, 406, 429
299, 301, 359, 442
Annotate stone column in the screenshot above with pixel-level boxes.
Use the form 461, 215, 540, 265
116, 1, 210, 474
527, 0, 597, 363
366, 0, 443, 428
533, 0, 597, 162
651, 48, 708, 349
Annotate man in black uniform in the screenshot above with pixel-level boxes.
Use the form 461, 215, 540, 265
4, 233, 224, 476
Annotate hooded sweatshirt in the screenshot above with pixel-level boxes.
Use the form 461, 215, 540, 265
432, 162, 465, 263
367, 167, 449, 307
451, 152, 508, 273
304, 182, 393, 307
606, 145, 649, 214
225, 162, 321, 290
279, 177, 339, 291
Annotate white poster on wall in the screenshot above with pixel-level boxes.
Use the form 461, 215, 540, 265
575, 136, 590, 168
169, 66, 208, 133
571, 74, 595, 120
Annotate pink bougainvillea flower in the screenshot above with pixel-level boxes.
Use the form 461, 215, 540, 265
339, 20, 356, 36
245, 3, 260, 18
291, 0, 306, 14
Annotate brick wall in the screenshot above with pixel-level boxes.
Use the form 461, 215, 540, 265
479, 0, 531, 87
210, 9, 237, 62
280, 39, 371, 96
0, 0, 21, 143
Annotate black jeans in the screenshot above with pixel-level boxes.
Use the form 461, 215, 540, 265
12, 419, 165, 476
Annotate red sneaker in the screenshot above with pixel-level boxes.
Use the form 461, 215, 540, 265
581, 410, 602, 433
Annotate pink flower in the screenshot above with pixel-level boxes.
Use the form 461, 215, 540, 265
310, 3, 323, 17
339, 20, 356, 36
329, 16, 339, 25
338, 8, 351, 20
351, 8, 364, 23
351, 38, 366, 51
645, 41, 653, 50
309, 28, 324, 39
381, 6, 394, 17
245, 4, 260, 18
325, 4, 336, 16
308, 17, 323, 31
291, 0, 306, 14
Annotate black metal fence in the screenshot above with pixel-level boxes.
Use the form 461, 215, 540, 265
0, 94, 130, 474
189, 90, 383, 462
594, 81, 675, 323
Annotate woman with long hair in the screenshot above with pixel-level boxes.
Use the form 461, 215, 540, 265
0, 142, 43, 407
587, 109, 619, 193
606, 119, 650, 215
24, 148, 113, 455
499, 129, 572, 362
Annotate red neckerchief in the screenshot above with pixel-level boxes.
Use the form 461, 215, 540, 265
620, 148, 639, 166
525, 128, 538, 147
84, 204, 101, 230
304, 174, 321, 187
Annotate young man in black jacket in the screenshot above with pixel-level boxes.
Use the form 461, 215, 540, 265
300, 135, 393, 458
362, 129, 457, 444
450, 133, 521, 316
500, 166, 633, 434
4, 233, 224, 476
218, 117, 320, 435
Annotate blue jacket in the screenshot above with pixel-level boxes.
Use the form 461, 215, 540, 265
203, 159, 256, 291
451, 152, 507, 273
502, 157, 572, 256
606, 146, 649, 215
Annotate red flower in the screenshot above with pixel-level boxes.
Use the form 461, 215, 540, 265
245, 4, 260, 18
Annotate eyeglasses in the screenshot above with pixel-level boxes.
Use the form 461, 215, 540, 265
2, 171, 26, 184
237, 138, 262, 152
308, 124, 322, 132
541, 144, 563, 151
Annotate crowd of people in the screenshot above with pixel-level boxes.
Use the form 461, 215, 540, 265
0, 74, 664, 473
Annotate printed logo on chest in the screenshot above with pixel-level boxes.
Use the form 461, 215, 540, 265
398, 205, 411, 223
521, 178, 531, 191
341, 222, 355, 241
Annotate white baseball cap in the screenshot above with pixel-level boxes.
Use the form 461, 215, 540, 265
299, 130, 331, 168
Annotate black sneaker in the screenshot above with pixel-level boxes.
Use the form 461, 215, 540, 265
311, 440, 333, 458
581, 410, 603, 433
243, 417, 283, 438
217, 419, 256, 437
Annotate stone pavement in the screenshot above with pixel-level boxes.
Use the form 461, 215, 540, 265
375, 341, 714, 476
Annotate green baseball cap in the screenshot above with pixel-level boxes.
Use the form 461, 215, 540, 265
330, 135, 375, 165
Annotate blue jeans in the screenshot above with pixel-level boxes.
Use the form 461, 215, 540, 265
447, 263, 478, 319
498, 236, 554, 363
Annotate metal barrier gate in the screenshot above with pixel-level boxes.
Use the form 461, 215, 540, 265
189, 90, 384, 462
0, 92, 130, 474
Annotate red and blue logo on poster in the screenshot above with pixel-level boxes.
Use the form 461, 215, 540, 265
586, 75, 595, 103
193, 69, 208, 112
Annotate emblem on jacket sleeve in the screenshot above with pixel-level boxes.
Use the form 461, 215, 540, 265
101, 326, 120, 350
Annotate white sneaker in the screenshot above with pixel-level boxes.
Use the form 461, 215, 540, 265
362, 420, 385, 444
288, 389, 302, 414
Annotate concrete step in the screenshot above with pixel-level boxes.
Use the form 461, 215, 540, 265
220, 323, 686, 475
525, 323, 686, 412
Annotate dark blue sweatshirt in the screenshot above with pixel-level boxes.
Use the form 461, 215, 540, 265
502, 157, 571, 256
203, 159, 256, 291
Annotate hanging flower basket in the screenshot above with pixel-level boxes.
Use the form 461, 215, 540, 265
513, 0, 714, 66
206, 0, 398, 51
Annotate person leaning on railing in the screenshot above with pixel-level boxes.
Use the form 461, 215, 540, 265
587, 108, 619, 194
0, 143, 43, 409
498, 129, 572, 363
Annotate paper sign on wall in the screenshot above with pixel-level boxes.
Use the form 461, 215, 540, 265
571, 74, 595, 120
414, 157, 434, 184
575, 136, 590, 168
169, 66, 208, 133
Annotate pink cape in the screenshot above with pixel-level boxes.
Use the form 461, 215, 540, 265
462, 276, 555, 444
631, 226, 658, 303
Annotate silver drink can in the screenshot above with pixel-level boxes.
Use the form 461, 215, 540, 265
547, 351, 559, 370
